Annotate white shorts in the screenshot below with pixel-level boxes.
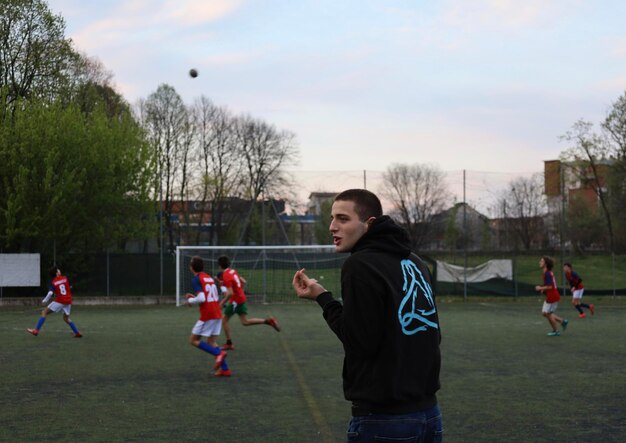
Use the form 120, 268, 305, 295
47, 302, 71, 315
572, 289, 584, 299
542, 301, 558, 314
191, 319, 222, 337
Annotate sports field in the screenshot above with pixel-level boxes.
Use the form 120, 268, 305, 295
1, 299, 625, 442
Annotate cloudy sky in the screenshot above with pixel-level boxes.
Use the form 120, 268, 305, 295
46, 0, 626, 194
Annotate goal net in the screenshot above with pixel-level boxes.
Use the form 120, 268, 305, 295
175, 245, 346, 306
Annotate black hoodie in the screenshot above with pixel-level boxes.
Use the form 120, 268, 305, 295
316, 215, 441, 414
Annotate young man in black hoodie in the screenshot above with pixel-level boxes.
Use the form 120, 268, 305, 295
293, 189, 443, 442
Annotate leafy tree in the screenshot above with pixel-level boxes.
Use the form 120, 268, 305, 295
566, 194, 605, 253
0, 97, 154, 265
560, 120, 614, 253
313, 199, 333, 244
602, 91, 626, 250
0, 0, 78, 108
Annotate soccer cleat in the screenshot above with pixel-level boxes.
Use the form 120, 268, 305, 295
589, 304, 595, 316
214, 369, 232, 377
27, 328, 39, 336
221, 343, 235, 351
547, 331, 561, 336
578, 313, 586, 319
74, 332, 83, 338
214, 351, 227, 370
561, 319, 569, 331
267, 317, 281, 332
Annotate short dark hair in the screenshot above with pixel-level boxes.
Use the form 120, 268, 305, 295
48, 266, 60, 278
189, 256, 204, 273
334, 189, 383, 221
218, 255, 231, 269
563, 262, 572, 269
542, 256, 554, 271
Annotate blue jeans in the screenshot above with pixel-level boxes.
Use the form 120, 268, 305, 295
346, 404, 443, 442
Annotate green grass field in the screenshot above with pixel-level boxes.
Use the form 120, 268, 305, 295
1, 299, 625, 442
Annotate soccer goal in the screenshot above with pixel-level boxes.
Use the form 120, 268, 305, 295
175, 245, 346, 306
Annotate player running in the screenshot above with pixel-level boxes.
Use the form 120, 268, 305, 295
217, 255, 280, 351
185, 256, 231, 377
564, 263, 595, 318
535, 256, 568, 336
27, 266, 82, 338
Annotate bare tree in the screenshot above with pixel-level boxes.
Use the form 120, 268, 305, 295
379, 163, 450, 249
496, 173, 547, 250
603, 92, 626, 157
234, 115, 298, 201
141, 84, 193, 251
191, 97, 243, 245
233, 115, 298, 244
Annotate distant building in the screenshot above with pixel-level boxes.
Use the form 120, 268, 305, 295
544, 159, 611, 212
307, 192, 337, 216
166, 197, 286, 246
421, 203, 492, 252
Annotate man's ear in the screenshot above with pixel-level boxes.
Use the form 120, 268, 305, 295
365, 217, 376, 230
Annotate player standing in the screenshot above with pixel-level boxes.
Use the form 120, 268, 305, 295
185, 256, 231, 377
564, 263, 595, 318
27, 266, 82, 338
535, 256, 568, 336
292, 189, 443, 441
217, 255, 280, 351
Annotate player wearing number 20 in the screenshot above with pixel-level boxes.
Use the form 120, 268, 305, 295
185, 256, 231, 377
27, 266, 82, 338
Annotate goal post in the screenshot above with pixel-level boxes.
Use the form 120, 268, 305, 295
175, 245, 346, 306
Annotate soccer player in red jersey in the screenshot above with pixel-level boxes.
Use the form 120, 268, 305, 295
217, 255, 280, 351
563, 263, 594, 318
185, 256, 230, 377
535, 256, 569, 336
27, 266, 82, 338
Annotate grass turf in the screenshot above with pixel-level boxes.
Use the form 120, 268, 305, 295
1, 298, 625, 442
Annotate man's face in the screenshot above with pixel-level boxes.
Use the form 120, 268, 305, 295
539, 258, 545, 269
329, 200, 370, 253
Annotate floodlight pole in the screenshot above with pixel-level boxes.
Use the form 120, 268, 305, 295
261, 189, 267, 302
463, 169, 467, 302
159, 161, 164, 298
560, 164, 565, 296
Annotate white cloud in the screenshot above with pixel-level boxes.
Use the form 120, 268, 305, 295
69, 0, 241, 52
442, 0, 579, 31
163, 0, 242, 26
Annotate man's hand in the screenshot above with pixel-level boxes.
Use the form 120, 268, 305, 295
293, 268, 327, 301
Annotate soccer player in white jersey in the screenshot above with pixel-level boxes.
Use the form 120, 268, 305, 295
185, 256, 230, 377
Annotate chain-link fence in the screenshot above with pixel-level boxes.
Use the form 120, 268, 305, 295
2, 169, 625, 300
